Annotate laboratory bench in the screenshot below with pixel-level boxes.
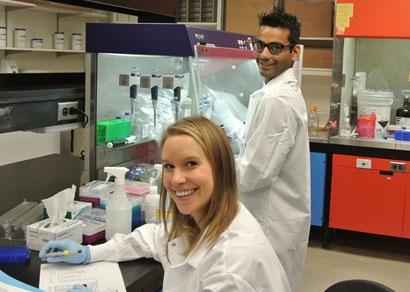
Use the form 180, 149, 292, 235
0, 239, 164, 292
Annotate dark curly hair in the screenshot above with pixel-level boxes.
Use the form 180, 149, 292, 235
258, 9, 301, 46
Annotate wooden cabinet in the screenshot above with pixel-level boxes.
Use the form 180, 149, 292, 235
329, 154, 409, 238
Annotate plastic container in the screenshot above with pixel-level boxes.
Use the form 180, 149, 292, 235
79, 180, 114, 207
71, 32, 82, 50
357, 90, 394, 139
308, 105, 319, 136
31, 38, 43, 48
79, 208, 106, 222
100, 194, 142, 229
0, 246, 31, 264
340, 117, 352, 137
96, 119, 131, 145
125, 180, 150, 197
104, 167, 132, 240
79, 218, 105, 244
357, 114, 377, 138
0, 26, 6, 47
14, 28, 26, 48
54, 32, 65, 49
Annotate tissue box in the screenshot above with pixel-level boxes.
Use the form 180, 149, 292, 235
26, 219, 82, 251
43, 201, 92, 220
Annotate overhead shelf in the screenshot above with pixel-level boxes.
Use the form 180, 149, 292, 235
300, 37, 333, 48
0, 0, 34, 10
302, 67, 332, 76
1, 46, 85, 55
0, 0, 108, 17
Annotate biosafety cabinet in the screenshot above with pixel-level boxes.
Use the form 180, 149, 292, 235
83, 23, 263, 181
328, 0, 410, 151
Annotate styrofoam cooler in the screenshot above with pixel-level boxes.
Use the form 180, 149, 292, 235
357, 90, 394, 139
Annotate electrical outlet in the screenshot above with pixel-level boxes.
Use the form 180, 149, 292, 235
390, 162, 406, 172
57, 101, 78, 121
356, 158, 372, 169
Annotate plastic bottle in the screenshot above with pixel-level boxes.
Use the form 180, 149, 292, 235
124, 111, 131, 121
104, 167, 132, 240
396, 95, 410, 126
308, 105, 319, 135
145, 186, 160, 224
133, 106, 151, 142
340, 117, 352, 137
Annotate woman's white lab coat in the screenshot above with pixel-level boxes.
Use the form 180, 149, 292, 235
237, 68, 311, 291
89, 203, 291, 292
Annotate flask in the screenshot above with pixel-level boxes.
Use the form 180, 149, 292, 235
340, 118, 352, 137
308, 105, 319, 135
145, 186, 160, 224
104, 167, 132, 240
396, 95, 410, 126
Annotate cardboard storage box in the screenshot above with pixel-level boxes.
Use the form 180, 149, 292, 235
26, 219, 82, 251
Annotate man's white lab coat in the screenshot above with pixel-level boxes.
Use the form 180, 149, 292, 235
89, 203, 291, 292
237, 68, 311, 291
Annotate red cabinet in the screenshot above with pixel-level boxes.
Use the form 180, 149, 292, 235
402, 176, 410, 239
335, 0, 410, 39
329, 154, 408, 238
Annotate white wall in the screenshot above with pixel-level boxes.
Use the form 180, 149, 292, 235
0, 131, 60, 166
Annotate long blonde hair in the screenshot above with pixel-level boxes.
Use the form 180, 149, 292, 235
160, 116, 239, 258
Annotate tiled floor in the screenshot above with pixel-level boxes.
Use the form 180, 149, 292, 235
297, 229, 410, 292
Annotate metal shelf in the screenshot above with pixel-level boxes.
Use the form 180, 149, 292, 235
300, 37, 333, 48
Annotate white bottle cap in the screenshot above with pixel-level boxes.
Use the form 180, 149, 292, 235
149, 186, 158, 195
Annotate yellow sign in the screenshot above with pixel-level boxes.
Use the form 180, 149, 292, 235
336, 3, 354, 29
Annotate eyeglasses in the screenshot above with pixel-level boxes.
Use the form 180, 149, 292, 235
252, 40, 293, 55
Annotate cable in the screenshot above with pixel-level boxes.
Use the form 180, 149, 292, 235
69, 107, 89, 128
70, 129, 74, 153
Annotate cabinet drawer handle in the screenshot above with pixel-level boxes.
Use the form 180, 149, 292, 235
379, 170, 393, 176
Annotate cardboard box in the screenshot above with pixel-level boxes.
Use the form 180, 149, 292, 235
286, 0, 333, 37
26, 219, 82, 251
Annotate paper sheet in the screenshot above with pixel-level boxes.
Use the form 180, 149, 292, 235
39, 262, 126, 292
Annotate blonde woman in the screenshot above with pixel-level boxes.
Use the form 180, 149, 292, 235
40, 116, 290, 292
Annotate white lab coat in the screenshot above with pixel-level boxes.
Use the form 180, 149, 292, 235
237, 68, 311, 291
89, 203, 291, 292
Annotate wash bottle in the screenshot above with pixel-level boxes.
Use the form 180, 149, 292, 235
104, 166, 132, 240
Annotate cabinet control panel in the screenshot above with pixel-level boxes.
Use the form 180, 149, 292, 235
390, 162, 406, 173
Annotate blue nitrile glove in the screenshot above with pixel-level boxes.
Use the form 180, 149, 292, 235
66, 284, 94, 292
39, 238, 90, 264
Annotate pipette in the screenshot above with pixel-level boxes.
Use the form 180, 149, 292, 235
43, 249, 82, 257
150, 72, 162, 127
173, 74, 184, 120
129, 67, 140, 116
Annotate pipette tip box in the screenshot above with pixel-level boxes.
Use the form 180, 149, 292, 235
0, 246, 31, 264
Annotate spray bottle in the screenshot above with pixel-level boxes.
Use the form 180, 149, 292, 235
104, 167, 132, 240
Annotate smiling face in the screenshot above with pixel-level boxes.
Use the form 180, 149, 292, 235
161, 134, 214, 226
255, 25, 300, 83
